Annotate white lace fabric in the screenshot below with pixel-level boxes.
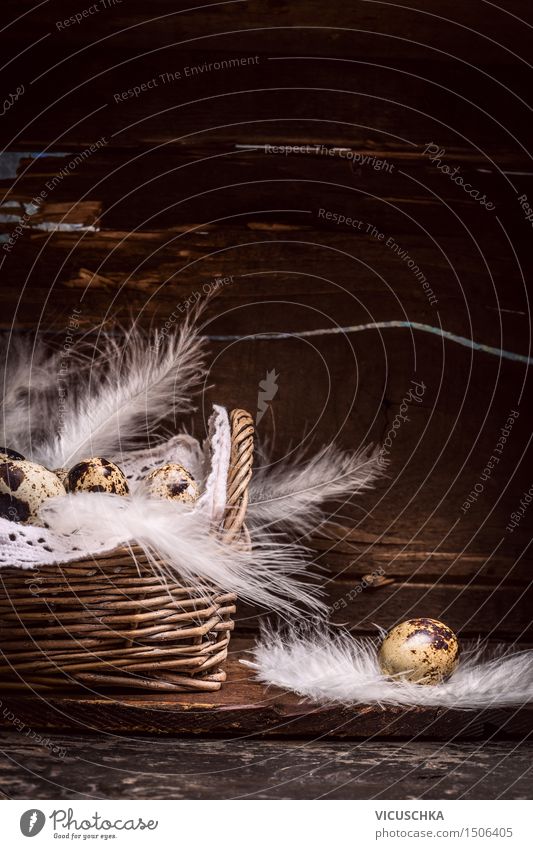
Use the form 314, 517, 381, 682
0, 406, 231, 570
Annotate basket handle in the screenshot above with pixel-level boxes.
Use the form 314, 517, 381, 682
221, 409, 254, 543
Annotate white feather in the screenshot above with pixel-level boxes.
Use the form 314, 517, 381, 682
40, 492, 326, 616
248, 443, 385, 533
243, 626, 533, 708
34, 321, 206, 469
0, 335, 66, 455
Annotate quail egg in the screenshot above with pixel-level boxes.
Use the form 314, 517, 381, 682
0, 446, 25, 461
65, 457, 130, 495
0, 458, 66, 525
54, 468, 68, 485
378, 618, 459, 685
144, 463, 199, 505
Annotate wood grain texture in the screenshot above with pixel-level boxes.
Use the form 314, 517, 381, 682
0, 733, 531, 799
4, 221, 529, 326
2, 61, 531, 154
3, 147, 529, 230
1, 0, 532, 153
1, 1, 531, 143
236, 581, 533, 637
4, 0, 532, 61
310, 524, 533, 582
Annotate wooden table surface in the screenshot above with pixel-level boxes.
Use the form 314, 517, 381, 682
1, 734, 531, 800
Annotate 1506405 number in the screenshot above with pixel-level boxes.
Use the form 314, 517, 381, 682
467, 827, 513, 838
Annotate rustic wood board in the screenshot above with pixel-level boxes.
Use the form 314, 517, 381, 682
4, 0, 532, 62
0, 734, 531, 800
237, 581, 533, 637
0, 640, 531, 739
2, 1, 532, 153
3, 214, 531, 324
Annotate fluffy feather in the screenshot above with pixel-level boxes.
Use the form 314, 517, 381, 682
248, 443, 385, 534
243, 626, 533, 708
0, 335, 66, 455
40, 492, 326, 616
34, 321, 207, 469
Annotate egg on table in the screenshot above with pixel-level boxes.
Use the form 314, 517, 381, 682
378, 617, 459, 685
65, 457, 130, 495
144, 463, 199, 505
0, 458, 66, 525
0, 446, 25, 461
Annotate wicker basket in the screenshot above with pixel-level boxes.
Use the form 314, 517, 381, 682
0, 409, 254, 693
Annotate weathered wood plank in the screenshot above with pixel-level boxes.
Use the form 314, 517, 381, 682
2, 0, 527, 43
314, 548, 533, 584
0, 733, 531, 799
310, 524, 533, 582
236, 580, 533, 636
2, 147, 530, 244
4, 0, 532, 62
1, 218, 530, 328
2, 30, 532, 151
1, 142, 527, 227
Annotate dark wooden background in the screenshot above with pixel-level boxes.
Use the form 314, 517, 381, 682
1, 0, 533, 802
1, 1, 532, 642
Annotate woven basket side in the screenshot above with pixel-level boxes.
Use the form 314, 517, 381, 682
0, 408, 255, 693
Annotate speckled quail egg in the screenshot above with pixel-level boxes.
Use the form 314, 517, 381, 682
54, 468, 68, 486
144, 463, 199, 505
0, 458, 66, 525
0, 446, 25, 461
378, 618, 459, 685
65, 457, 130, 495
